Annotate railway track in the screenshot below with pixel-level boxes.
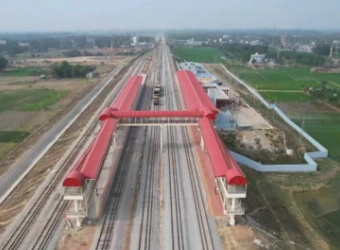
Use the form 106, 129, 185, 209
0, 52, 151, 250
164, 44, 215, 250
95, 48, 160, 250
137, 52, 162, 250
161, 46, 185, 250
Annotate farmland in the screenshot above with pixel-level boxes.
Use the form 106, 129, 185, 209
292, 113, 340, 158
0, 89, 66, 112
259, 91, 313, 102
294, 175, 340, 249
171, 47, 223, 63
228, 66, 340, 91
1, 66, 49, 77
0, 55, 127, 162
223, 64, 340, 157
243, 158, 340, 250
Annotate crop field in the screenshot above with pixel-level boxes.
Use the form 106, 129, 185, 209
228, 66, 340, 91
292, 113, 340, 157
225, 65, 340, 155
171, 47, 223, 63
1, 67, 49, 77
0, 131, 30, 143
259, 91, 313, 102
0, 89, 67, 112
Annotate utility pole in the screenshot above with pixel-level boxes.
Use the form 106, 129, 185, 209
299, 115, 305, 145
272, 97, 277, 119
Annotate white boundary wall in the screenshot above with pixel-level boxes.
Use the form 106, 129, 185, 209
220, 64, 328, 172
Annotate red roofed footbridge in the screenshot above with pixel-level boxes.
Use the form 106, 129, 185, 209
63, 69, 246, 227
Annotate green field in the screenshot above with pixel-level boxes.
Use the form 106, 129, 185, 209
260, 91, 313, 102
0, 131, 30, 143
228, 66, 340, 91
171, 47, 223, 63
292, 113, 340, 157
0, 89, 67, 112
1, 67, 48, 77
294, 176, 340, 249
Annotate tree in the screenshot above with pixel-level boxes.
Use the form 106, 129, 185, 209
313, 44, 330, 56
51, 61, 95, 78
0, 56, 8, 70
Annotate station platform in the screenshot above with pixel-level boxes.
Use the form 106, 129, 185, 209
189, 126, 225, 217
87, 127, 130, 219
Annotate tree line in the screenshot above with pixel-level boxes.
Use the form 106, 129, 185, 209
62, 50, 104, 57
51, 61, 96, 78
0, 56, 8, 70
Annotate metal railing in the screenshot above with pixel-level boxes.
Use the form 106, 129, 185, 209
118, 117, 200, 126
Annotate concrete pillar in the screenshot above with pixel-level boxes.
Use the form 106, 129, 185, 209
231, 198, 236, 211
75, 200, 79, 212
76, 218, 82, 227
160, 126, 163, 151
229, 215, 235, 226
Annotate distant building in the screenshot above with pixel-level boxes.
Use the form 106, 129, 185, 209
18, 42, 29, 47
186, 38, 203, 47
86, 71, 95, 78
297, 45, 312, 53
281, 35, 288, 48
250, 40, 261, 46
132, 36, 138, 44
249, 53, 266, 65
0, 40, 6, 45
86, 37, 95, 45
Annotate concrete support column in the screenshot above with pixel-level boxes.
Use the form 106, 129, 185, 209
229, 215, 235, 226
231, 198, 236, 211
160, 125, 163, 151
75, 200, 79, 212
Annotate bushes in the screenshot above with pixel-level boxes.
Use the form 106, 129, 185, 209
51, 61, 96, 78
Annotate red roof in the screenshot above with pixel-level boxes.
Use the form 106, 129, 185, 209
112, 75, 143, 111
176, 70, 218, 114
63, 75, 143, 187
81, 118, 117, 179
62, 143, 93, 186
199, 118, 247, 185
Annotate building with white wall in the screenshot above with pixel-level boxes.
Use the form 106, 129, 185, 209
249, 53, 266, 65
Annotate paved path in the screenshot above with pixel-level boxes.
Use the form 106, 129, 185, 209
0, 65, 125, 204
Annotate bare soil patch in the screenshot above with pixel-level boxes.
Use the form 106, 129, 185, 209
217, 219, 274, 250
57, 226, 95, 250
278, 102, 337, 114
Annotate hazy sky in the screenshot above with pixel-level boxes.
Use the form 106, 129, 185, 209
0, 0, 339, 31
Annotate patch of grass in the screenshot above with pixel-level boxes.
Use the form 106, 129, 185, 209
294, 177, 340, 249
0, 142, 17, 159
171, 47, 223, 63
0, 89, 67, 112
228, 66, 340, 91
1, 67, 49, 77
292, 113, 340, 158
242, 167, 311, 247
0, 131, 30, 143
260, 91, 313, 102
